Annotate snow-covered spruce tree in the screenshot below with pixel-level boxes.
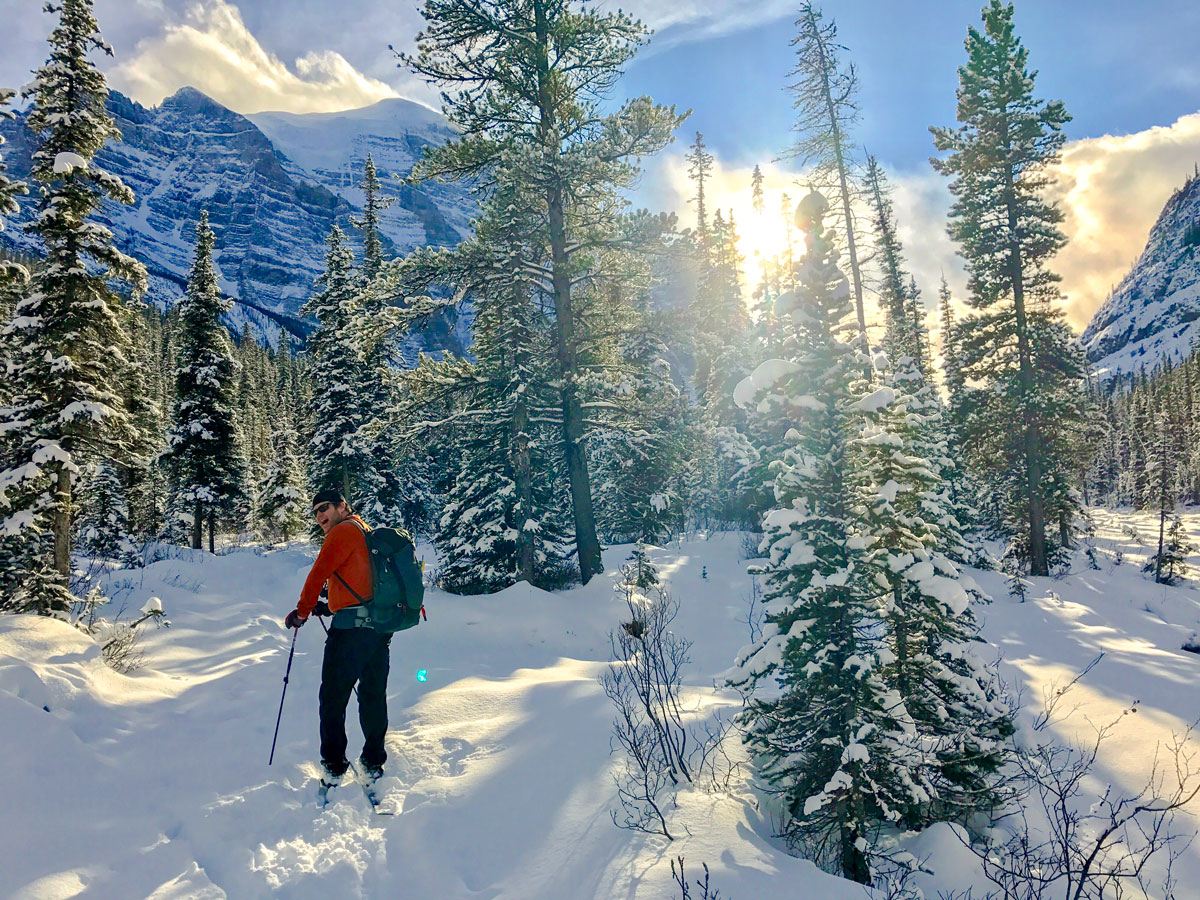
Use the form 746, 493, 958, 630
931, 0, 1090, 576
403, 0, 685, 583
162, 212, 245, 552
121, 305, 166, 544
0, 0, 147, 612
75, 461, 133, 563
729, 192, 919, 883
591, 297, 689, 544
390, 192, 574, 593
255, 421, 307, 542
302, 225, 375, 529
853, 354, 1012, 828
349, 153, 415, 527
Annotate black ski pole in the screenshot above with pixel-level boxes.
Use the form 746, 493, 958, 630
268, 626, 299, 765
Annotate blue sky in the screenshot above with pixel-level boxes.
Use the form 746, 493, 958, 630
619, 0, 1200, 173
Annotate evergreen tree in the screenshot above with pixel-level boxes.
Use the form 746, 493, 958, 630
403, 0, 685, 582
787, 2, 868, 340
592, 299, 688, 544
302, 226, 374, 522
255, 421, 307, 542
730, 192, 917, 883
931, 0, 1089, 575
854, 353, 1011, 827
162, 212, 245, 551
395, 194, 573, 592
75, 462, 132, 563
751, 163, 765, 216
685, 132, 714, 240
1145, 514, 1194, 586
865, 155, 922, 366
0, 0, 146, 611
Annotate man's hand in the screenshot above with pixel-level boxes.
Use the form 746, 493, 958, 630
314, 600, 331, 617
285, 609, 307, 629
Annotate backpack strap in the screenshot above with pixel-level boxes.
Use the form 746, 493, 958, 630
332, 517, 372, 606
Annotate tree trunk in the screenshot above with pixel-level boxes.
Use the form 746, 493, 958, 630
192, 499, 203, 550
513, 397, 535, 584
547, 181, 603, 583
51, 461, 71, 581
534, 2, 602, 583
208, 509, 215, 554
1003, 155, 1048, 576
808, 5, 868, 343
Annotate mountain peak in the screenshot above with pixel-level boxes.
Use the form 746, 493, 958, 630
1081, 171, 1200, 378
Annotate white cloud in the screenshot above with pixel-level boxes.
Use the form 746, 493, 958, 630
1050, 112, 1200, 330
593, 0, 793, 51
108, 0, 401, 114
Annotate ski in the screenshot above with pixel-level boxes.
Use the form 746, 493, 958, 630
348, 761, 397, 816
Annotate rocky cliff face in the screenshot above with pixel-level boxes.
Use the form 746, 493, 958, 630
0, 88, 473, 349
1081, 172, 1200, 377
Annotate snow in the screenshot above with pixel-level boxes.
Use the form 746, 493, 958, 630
733, 358, 801, 408
3, 510, 1200, 897
52, 151, 87, 174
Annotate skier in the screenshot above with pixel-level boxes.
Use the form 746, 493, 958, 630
285, 489, 392, 785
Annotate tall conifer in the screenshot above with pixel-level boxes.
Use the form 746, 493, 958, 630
0, 0, 146, 610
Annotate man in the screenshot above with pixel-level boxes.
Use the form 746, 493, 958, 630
285, 488, 391, 783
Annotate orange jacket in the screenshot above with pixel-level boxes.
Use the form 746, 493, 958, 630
298, 516, 373, 618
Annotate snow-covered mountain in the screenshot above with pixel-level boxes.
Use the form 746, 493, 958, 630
1081, 171, 1200, 378
0, 88, 473, 349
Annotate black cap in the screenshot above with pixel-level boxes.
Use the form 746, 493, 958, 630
312, 488, 345, 509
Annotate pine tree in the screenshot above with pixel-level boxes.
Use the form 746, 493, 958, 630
854, 353, 1011, 827
931, 0, 1089, 575
402, 0, 685, 582
592, 299, 688, 544
302, 226, 374, 522
751, 163, 765, 216
162, 212, 245, 552
255, 421, 307, 542
75, 462, 132, 563
865, 155, 922, 366
0, 0, 146, 611
685, 132, 714, 240
398, 195, 573, 592
729, 192, 916, 883
787, 1, 868, 341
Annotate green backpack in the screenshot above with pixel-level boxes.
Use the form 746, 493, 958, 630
335, 523, 426, 635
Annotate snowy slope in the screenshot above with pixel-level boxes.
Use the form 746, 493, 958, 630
2, 517, 1199, 898
1082, 173, 1200, 379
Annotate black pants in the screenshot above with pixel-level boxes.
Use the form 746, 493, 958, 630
319, 627, 392, 774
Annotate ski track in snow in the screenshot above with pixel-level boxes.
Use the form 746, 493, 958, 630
2, 515, 1200, 899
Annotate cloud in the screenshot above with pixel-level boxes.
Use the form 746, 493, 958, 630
1050, 112, 1200, 330
594, 0, 793, 51
108, 0, 401, 114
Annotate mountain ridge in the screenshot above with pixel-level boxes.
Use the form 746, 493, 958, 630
0, 86, 473, 350
1080, 170, 1200, 377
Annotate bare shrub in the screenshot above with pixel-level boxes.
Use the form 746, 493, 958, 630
956, 655, 1200, 899
603, 546, 695, 839
671, 856, 726, 900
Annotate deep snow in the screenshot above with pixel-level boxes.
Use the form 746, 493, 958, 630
2, 511, 1199, 899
